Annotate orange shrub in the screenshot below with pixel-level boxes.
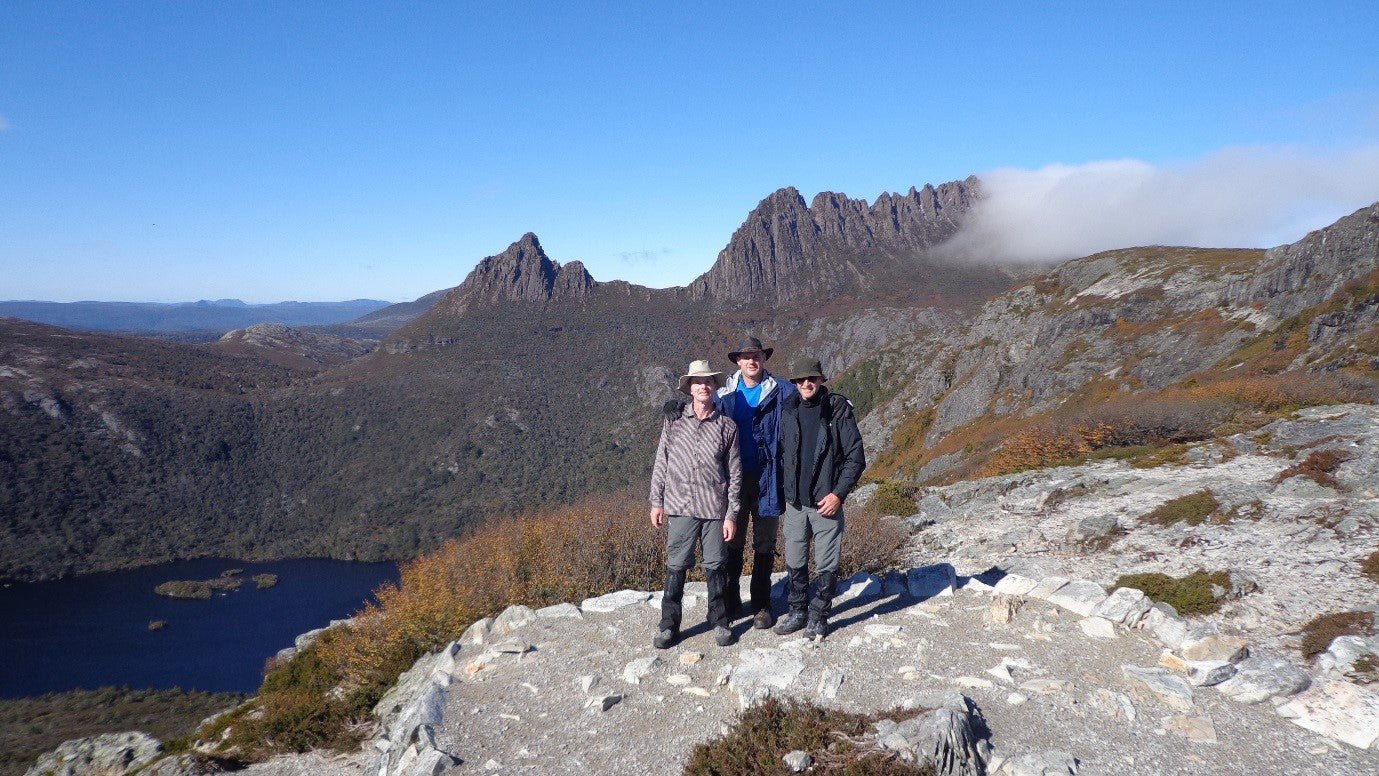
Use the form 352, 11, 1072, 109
321, 490, 664, 693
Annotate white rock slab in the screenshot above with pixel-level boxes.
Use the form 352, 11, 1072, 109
1277, 681, 1379, 749
1216, 656, 1311, 704
621, 656, 662, 685
582, 589, 651, 613
1180, 635, 1249, 663
835, 571, 884, 602
646, 592, 699, 609
1122, 666, 1194, 711
1092, 587, 1152, 627
1046, 580, 1108, 617
1142, 607, 1189, 650
492, 604, 536, 634
906, 564, 957, 599
1026, 576, 1070, 601
535, 602, 583, 619
460, 617, 493, 646
1079, 617, 1117, 639
731, 648, 805, 690
817, 668, 844, 700
992, 573, 1039, 596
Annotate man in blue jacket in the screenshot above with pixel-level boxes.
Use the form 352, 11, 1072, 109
715, 336, 796, 629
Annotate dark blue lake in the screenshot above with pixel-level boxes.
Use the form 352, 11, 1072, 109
0, 558, 398, 698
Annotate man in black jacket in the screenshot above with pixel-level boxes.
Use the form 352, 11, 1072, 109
773, 358, 866, 641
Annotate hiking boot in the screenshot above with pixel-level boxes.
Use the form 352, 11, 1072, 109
652, 628, 678, 650
773, 611, 807, 635
749, 551, 775, 615
752, 608, 775, 630
714, 626, 736, 647
804, 617, 828, 642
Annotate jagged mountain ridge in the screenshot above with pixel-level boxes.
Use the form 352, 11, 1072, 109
689, 177, 997, 306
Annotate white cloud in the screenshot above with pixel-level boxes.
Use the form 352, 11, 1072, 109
937, 145, 1379, 263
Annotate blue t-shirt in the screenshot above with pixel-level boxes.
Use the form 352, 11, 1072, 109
733, 381, 764, 473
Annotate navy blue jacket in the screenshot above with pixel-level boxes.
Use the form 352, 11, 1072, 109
714, 372, 796, 518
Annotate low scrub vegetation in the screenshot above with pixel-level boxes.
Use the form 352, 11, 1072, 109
1140, 491, 1220, 527
0, 687, 241, 776
871, 327, 1379, 484
1299, 611, 1376, 660
1275, 449, 1351, 489
683, 696, 933, 776
865, 481, 919, 517
1113, 570, 1230, 616
197, 490, 910, 762
1362, 550, 1379, 583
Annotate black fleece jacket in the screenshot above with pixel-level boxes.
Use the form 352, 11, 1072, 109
780, 388, 866, 508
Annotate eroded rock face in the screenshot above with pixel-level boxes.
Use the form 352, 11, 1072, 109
438, 233, 597, 315
689, 178, 1003, 307
25, 732, 161, 776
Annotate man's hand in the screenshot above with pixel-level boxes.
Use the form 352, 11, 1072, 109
817, 493, 842, 517
722, 519, 738, 542
649, 506, 665, 528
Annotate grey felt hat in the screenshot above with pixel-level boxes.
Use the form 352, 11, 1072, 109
786, 358, 826, 382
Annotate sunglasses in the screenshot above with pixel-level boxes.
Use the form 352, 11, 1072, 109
790, 377, 821, 385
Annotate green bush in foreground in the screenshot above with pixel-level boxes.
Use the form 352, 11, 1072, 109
1113, 570, 1230, 616
1140, 491, 1219, 527
683, 697, 933, 776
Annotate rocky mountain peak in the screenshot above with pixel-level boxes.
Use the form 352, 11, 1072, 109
439, 233, 597, 315
690, 176, 987, 307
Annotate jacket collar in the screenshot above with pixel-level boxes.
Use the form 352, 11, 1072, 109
720, 369, 779, 402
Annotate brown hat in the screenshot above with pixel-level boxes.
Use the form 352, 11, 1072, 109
787, 357, 826, 382
727, 336, 773, 363
677, 359, 724, 395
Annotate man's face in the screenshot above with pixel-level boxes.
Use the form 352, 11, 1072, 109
688, 377, 716, 401
792, 376, 821, 400
736, 352, 764, 381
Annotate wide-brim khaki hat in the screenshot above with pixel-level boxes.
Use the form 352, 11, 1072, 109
677, 359, 724, 394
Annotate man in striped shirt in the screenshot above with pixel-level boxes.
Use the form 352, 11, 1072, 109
649, 360, 743, 648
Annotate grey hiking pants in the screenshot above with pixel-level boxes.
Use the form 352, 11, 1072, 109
666, 515, 728, 571
783, 504, 844, 573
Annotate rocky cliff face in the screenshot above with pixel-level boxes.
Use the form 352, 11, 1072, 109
688, 177, 993, 306
436, 233, 597, 315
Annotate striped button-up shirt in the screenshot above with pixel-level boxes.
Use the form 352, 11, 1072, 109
649, 404, 742, 521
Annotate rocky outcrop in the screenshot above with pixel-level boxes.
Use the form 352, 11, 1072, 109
435, 233, 596, 315
856, 203, 1379, 479
213, 323, 372, 370
25, 732, 161, 776
688, 178, 996, 306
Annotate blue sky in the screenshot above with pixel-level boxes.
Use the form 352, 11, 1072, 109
3, 2, 1379, 302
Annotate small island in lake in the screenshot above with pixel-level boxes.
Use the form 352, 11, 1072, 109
252, 573, 278, 589
154, 575, 245, 599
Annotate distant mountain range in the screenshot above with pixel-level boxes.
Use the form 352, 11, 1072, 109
0, 298, 393, 337
3, 177, 1376, 582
